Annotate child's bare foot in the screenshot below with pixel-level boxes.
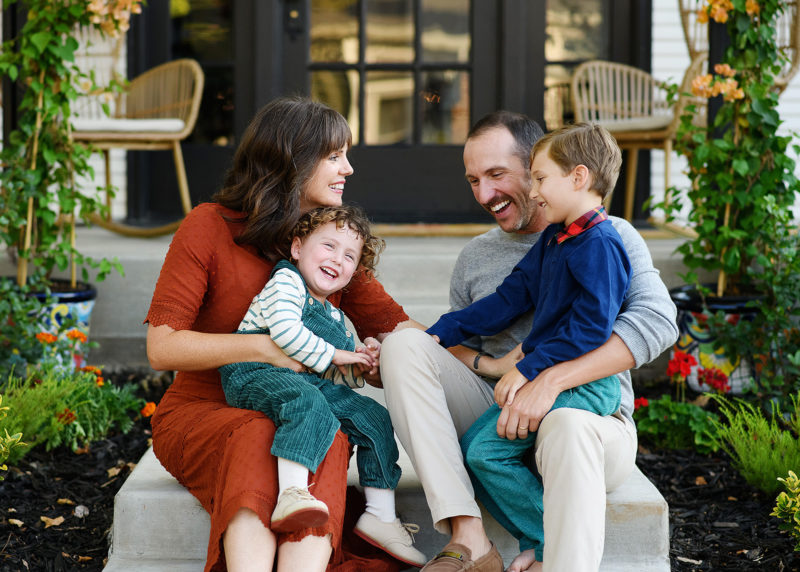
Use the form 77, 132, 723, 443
506, 549, 542, 572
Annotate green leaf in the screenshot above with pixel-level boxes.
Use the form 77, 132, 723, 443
29, 32, 51, 54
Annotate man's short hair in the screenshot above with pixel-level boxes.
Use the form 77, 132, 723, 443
468, 111, 545, 169
531, 123, 622, 198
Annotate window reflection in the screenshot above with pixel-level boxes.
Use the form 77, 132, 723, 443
366, 0, 414, 63
545, 0, 608, 131
312, 70, 361, 145
421, 70, 469, 144
311, 0, 359, 63
365, 71, 413, 144
421, 0, 470, 63
171, 0, 234, 147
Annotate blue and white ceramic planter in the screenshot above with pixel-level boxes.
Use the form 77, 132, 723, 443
670, 284, 756, 395
32, 282, 98, 369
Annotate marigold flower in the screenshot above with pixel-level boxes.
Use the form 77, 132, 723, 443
36, 332, 58, 344
66, 329, 88, 343
634, 397, 649, 410
80, 365, 103, 375
95, 377, 105, 387
140, 402, 157, 417
57, 408, 76, 425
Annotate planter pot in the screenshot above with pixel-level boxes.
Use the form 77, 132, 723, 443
31, 280, 98, 369
669, 284, 757, 394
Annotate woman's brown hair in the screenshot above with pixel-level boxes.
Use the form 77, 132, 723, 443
214, 96, 352, 258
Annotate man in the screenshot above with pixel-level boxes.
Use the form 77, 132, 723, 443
380, 111, 678, 572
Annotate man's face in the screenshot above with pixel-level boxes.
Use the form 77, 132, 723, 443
463, 127, 543, 234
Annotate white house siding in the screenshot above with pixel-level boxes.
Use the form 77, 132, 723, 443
651, 0, 800, 222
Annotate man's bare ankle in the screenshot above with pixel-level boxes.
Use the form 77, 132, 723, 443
449, 516, 492, 559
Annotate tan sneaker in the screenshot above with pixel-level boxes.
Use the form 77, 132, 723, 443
354, 512, 427, 567
270, 486, 329, 533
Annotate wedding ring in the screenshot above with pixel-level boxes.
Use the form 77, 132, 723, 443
519, 425, 528, 430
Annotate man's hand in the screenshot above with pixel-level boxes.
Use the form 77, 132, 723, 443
494, 366, 529, 407
496, 372, 560, 438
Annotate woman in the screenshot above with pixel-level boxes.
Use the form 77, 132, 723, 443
146, 96, 418, 571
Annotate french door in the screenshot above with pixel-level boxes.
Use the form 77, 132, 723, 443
124, 0, 650, 224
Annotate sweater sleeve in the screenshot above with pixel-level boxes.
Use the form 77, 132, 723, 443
260, 269, 336, 373
610, 218, 679, 368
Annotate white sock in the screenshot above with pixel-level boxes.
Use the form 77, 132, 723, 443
364, 486, 397, 523
277, 457, 310, 496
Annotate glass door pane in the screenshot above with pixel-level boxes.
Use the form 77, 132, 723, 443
544, 0, 608, 130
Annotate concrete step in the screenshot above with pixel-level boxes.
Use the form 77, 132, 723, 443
105, 444, 668, 571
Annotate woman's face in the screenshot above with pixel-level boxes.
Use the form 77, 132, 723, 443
300, 145, 354, 212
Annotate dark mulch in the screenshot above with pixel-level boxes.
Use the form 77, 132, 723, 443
0, 370, 798, 571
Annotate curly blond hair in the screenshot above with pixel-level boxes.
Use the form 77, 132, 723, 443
290, 205, 384, 273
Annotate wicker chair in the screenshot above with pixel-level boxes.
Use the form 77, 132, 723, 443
571, 56, 707, 224
679, 0, 799, 94
73, 58, 205, 237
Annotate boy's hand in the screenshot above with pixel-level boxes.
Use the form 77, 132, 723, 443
353, 338, 381, 378
494, 366, 529, 407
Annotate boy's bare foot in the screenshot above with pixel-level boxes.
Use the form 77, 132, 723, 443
506, 549, 542, 572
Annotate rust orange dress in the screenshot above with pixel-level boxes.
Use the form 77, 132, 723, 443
146, 203, 408, 572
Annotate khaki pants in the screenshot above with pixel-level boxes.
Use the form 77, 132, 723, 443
381, 328, 638, 572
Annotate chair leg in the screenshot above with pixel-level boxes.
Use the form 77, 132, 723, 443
663, 139, 672, 209
624, 148, 638, 222
172, 141, 193, 216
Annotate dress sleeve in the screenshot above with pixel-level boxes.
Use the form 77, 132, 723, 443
261, 269, 336, 373
338, 271, 409, 341
145, 205, 219, 331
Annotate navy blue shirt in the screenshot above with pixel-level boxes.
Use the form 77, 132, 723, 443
427, 212, 632, 381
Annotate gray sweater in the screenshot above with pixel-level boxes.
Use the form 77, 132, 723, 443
449, 217, 679, 424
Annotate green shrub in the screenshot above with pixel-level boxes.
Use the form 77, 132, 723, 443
772, 470, 800, 552
0, 366, 145, 465
711, 393, 800, 495
633, 395, 720, 454
0, 394, 25, 480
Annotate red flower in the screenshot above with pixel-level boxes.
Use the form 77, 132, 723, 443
667, 350, 698, 380
697, 367, 730, 394
140, 402, 156, 417
634, 397, 649, 410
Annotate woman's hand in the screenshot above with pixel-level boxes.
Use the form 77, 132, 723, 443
354, 337, 381, 378
481, 343, 524, 379
332, 348, 374, 376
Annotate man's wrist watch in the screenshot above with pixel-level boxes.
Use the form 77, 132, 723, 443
473, 351, 488, 370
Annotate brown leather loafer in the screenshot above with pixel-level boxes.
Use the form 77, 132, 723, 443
420, 542, 503, 571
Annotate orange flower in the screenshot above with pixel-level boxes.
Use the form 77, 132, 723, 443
745, 0, 760, 16
36, 332, 58, 344
714, 63, 736, 78
95, 377, 105, 387
691, 74, 714, 98
697, 8, 709, 24
80, 365, 103, 376
140, 402, 157, 417
57, 408, 76, 425
66, 329, 88, 343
